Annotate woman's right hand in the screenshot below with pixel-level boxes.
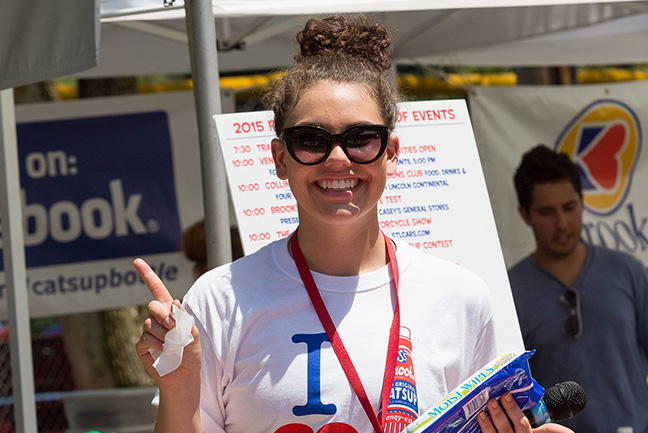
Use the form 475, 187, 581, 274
134, 258, 202, 390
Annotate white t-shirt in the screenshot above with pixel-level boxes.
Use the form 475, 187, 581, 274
183, 237, 496, 433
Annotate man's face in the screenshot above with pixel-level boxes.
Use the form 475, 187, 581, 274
519, 180, 584, 259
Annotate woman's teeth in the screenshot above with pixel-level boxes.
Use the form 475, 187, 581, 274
318, 179, 359, 191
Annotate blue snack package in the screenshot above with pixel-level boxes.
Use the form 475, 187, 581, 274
402, 351, 544, 433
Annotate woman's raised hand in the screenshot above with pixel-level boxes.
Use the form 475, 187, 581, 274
134, 258, 202, 389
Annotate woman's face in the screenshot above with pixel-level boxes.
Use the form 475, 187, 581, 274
271, 80, 399, 229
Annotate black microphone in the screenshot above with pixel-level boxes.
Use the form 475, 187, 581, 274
524, 381, 586, 427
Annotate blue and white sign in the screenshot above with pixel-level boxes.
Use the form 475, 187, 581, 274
0, 91, 204, 319
10, 112, 181, 268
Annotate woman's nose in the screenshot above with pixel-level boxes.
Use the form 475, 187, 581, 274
324, 141, 351, 165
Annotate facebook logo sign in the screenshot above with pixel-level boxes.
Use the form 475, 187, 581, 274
0, 111, 182, 269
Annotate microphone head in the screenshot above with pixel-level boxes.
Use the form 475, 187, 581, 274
544, 381, 587, 422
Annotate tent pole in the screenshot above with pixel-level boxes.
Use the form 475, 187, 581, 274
0, 89, 38, 432
185, 0, 232, 268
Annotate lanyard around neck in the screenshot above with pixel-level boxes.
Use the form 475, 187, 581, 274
290, 230, 400, 433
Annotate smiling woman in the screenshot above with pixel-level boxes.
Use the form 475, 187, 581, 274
133, 14, 570, 433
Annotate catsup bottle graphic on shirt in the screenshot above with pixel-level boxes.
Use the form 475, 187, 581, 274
380, 326, 419, 433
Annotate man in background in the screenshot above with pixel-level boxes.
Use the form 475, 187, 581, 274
508, 144, 648, 433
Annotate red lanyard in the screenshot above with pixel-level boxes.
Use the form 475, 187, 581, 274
290, 230, 400, 433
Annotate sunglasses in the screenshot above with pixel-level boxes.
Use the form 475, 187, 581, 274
281, 124, 389, 165
560, 287, 583, 339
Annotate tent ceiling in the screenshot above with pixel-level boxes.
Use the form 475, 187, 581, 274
101, 0, 646, 19
80, 0, 648, 79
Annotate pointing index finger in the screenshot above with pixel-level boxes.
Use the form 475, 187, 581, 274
134, 258, 174, 303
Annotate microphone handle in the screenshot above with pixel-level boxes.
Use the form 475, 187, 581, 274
523, 399, 552, 428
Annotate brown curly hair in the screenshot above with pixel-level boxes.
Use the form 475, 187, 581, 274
263, 14, 399, 136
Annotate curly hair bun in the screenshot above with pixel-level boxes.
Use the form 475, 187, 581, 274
295, 15, 392, 71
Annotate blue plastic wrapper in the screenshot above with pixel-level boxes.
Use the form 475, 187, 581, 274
402, 351, 544, 433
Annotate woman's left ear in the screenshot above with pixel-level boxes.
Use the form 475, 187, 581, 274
386, 134, 400, 176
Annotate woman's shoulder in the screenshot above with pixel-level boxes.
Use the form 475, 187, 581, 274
392, 239, 494, 326
395, 239, 482, 276
394, 238, 490, 294
183, 237, 290, 305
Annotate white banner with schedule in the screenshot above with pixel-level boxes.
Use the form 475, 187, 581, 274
214, 99, 524, 352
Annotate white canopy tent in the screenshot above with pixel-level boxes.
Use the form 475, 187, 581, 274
2, 1, 648, 430
90, 0, 648, 79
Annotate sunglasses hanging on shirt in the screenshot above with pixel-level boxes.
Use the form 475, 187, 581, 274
282, 124, 389, 165
560, 287, 583, 339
